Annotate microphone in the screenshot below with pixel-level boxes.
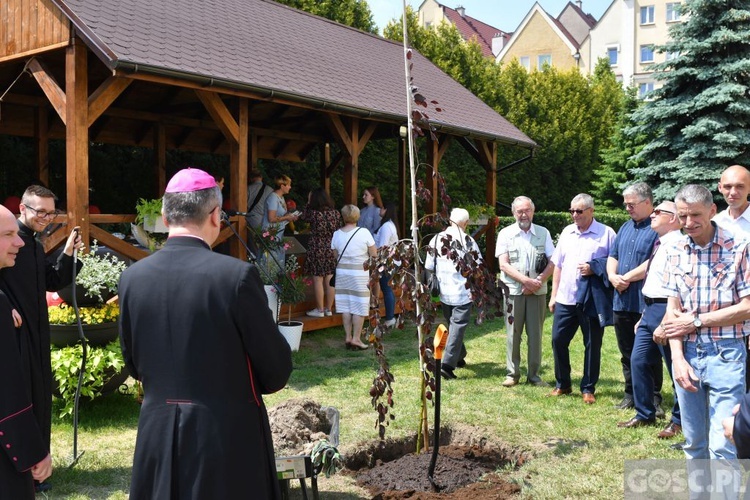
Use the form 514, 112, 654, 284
223, 209, 250, 217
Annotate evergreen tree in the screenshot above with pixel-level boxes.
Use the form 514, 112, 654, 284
629, 0, 750, 200
273, 0, 377, 33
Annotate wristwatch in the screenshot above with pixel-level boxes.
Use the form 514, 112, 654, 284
693, 315, 702, 330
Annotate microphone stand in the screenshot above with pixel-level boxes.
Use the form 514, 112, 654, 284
221, 212, 294, 320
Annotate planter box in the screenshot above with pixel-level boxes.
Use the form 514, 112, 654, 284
50, 322, 119, 347
143, 215, 169, 233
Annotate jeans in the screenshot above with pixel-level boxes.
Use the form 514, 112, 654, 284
379, 273, 395, 321
551, 303, 604, 394
675, 338, 746, 460
632, 302, 679, 423
441, 302, 470, 369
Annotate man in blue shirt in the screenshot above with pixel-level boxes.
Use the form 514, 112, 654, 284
607, 182, 661, 412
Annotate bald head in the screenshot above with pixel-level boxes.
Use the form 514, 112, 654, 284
0, 205, 24, 269
719, 165, 750, 214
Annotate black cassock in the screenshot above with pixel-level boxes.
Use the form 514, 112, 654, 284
119, 236, 293, 499
0, 221, 77, 451
0, 291, 48, 499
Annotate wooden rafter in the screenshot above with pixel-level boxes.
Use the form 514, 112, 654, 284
194, 89, 239, 143
27, 58, 67, 125
87, 76, 131, 126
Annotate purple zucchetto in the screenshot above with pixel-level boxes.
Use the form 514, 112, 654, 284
165, 168, 217, 193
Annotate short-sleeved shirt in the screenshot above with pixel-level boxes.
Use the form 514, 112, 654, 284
609, 217, 658, 312
714, 206, 750, 242
375, 221, 398, 248
424, 225, 482, 306
261, 193, 288, 235
495, 222, 554, 296
663, 224, 750, 341
551, 219, 616, 306
641, 229, 682, 300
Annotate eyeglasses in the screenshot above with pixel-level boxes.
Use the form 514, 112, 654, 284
568, 208, 591, 215
652, 208, 674, 216
623, 199, 647, 210
22, 205, 58, 219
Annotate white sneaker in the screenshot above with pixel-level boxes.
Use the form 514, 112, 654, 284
306, 309, 325, 318
383, 318, 396, 328
324, 309, 333, 317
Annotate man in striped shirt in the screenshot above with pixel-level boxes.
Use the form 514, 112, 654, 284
660, 184, 750, 461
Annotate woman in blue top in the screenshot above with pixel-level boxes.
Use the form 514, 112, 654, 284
357, 186, 383, 235
261, 175, 299, 270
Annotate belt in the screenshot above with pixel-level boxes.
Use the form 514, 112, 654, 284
644, 297, 668, 305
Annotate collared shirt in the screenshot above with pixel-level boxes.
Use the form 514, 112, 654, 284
714, 206, 750, 243
663, 224, 750, 341
641, 229, 683, 300
610, 217, 658, 312
424, 225, 481, 306
495, 222, 554, 295
551, 219, 616, 306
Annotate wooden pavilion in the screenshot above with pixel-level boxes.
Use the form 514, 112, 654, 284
1, 0, 535, 328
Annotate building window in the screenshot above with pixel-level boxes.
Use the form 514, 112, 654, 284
607, 47, 618, 66
666, 3, 681, 22
519, 56, 530, 71
640, 45, 655, 63
665, 51, 680, 61
640, 5, 655, 25
537, 54, 551, 69
639, 82, 655, 98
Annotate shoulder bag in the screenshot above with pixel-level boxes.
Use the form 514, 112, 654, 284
330, 228, 361, 287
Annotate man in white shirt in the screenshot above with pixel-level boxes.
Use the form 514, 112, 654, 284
495, 196, 554, 387
617, 201, 683, 440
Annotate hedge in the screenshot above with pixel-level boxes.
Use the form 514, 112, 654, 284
496, 211, 632, 243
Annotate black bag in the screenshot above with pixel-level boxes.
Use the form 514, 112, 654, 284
534, 252, 549, 275
423, 236, 441, 301
329, 273, 336, 287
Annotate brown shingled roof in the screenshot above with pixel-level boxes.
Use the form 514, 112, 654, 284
52, 0, 534, 148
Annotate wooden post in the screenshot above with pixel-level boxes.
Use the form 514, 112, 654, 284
34, 107, 49, 186
155, 123, 167, 195
320, 143, 331, 193
343, 119, 359, 205
398, 136, 407, 239
425, 135, 440, 216
229, 98, 249, 260
65, 38, 89, 247
484, 142, 498, 272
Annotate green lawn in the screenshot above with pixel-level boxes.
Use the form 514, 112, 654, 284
48, 315, 681, 499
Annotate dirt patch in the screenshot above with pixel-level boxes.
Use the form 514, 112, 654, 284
269, 400, 526, 498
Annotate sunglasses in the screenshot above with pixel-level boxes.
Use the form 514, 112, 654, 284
623, 199, 647, 210
568, 208, 591, 215
652, 208, 674, 216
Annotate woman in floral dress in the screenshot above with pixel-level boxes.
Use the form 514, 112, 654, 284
302, 188, 342, 317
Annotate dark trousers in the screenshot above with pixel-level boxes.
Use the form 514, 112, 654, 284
379, 273, 395, 321
632, 302, 680, 424
551, 303, 604, 394
614, 311, 663, 399
441, 303, 470, 370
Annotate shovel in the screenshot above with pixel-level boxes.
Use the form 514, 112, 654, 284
428, 323, 449, 491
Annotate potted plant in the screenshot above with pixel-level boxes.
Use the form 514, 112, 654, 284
465, 203, 497, 226
132, 198, 167, 250
276, 254, 310, 351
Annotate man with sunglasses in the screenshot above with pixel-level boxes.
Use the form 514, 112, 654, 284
0, 185, 81, 492
606, 183, 662, 414
548, 194, 615, 403
617, 201, 682, 440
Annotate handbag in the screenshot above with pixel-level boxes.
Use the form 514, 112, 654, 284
330, 228, 361, 287
423, 235, 441, 301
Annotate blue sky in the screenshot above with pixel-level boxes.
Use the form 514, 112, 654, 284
368, 1, 610, 34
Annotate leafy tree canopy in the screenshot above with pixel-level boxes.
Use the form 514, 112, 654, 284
273, 0, 376, 33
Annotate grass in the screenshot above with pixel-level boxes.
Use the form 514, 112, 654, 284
47, 315, 681, 499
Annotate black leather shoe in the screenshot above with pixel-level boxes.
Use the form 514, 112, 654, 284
440, 366, 457, 379
456, 359, 466, 368
617, 417, 655, 428
670, 440, 686, 451
614, 398, 635, 410
35, 482, 52, 493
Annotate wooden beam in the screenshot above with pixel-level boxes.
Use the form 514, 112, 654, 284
343, 118, 359, 205
87, 76, 132, 126
425, 134, 439, 215
483, 141, 498, 271
359, 122, 377, 150
65, 39, 90, 247
34, 106, 49, 185
326, 114, 353, 156
249, 131, 258, 171
325, 149, 344, 178
229, 97, 249, 260
398, 137, 407, 240
90, 225, 150, 261
154, 123, 166, 195
320, 143, 331, 192
194, 89, 239, 143
27, 57, 66, 125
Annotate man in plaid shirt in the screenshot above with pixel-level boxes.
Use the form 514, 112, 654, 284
659, 184, 750, 461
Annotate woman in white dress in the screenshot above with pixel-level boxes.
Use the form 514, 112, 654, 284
331, 204, 377, 350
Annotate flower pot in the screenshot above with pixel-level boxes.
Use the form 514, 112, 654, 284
50, 322, 120, 347
57, 285, 114, 307
143, 215, 169, 233
278, 321, 303, 351
264, 285, 279, 322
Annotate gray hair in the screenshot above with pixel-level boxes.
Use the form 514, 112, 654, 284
674, 184, 713, 207
570, 193, 594, 209
162, 186, 222, 227
622, 182, 653, 202
450, 208, 470, 225
511, 196, 535, 212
